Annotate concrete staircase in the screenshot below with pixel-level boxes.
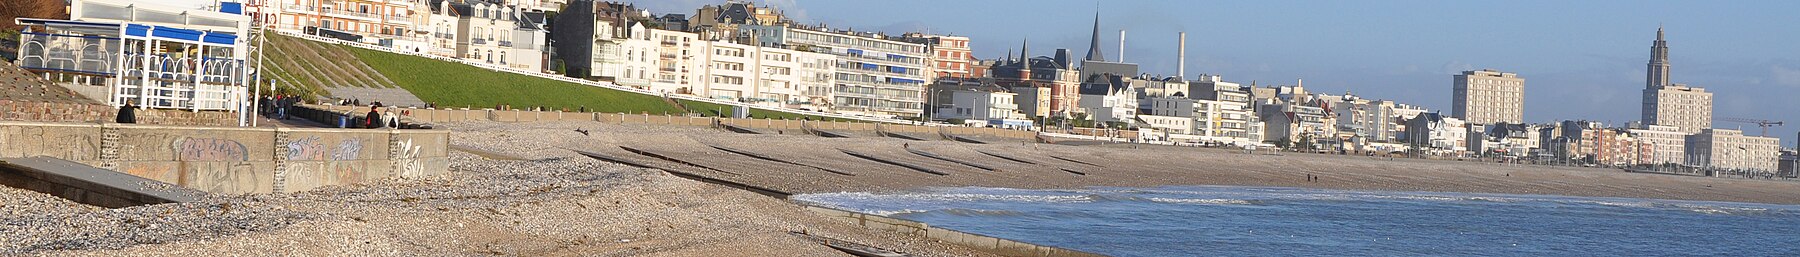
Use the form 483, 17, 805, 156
323, 86, 429, 107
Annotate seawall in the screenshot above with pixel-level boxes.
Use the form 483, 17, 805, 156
306, 104, 1041, 141
0, 121, 449, 194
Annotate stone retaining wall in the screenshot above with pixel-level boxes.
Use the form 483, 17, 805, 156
0, 100, 238, 126
0, 121, 448, 194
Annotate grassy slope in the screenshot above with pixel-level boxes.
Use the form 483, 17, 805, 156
344, 46, 683, 114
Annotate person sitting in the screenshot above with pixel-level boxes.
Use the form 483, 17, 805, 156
115, 102, 137, 124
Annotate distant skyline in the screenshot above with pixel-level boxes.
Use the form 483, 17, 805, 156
620, 0, 1799, 144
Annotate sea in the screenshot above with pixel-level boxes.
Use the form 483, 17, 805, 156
791, 186, 1800, 256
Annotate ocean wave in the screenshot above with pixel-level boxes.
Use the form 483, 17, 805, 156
866, 209, 932, 216
1146, 198, 1257, 205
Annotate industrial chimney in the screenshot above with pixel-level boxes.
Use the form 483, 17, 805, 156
1177, 32, 1186, 79
1118, 30, 1126, 63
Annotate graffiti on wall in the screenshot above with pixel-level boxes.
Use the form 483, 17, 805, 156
331, 138, 364, 161
285, 136, 368, 161
196, 163, 264, 193
395, 139, 423, 178
284, 136, 327, 161
174, 138, 247, 161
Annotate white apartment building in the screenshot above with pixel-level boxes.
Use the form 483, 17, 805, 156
645, 29, 704, 95
1453, 69, 1525, 125
696, 41, 836, 109
1628, 124, 1688, 165
435, 1, 545, 72
1141, 97, 1259, 145
741, 25, 932, 118
935, 88, 1029, 128
1687, 129, 1781, 172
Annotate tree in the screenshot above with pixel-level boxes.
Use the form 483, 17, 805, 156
0, 0, 65, 31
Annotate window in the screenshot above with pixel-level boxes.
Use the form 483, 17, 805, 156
715, 61, 744, 71
765, 67, 790, 75
712, 75, 744, 85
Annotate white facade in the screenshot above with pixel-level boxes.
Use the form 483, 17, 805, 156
1142, 97, 1259, 145
742, 25, 932, 118
1686, 129, 1781, 171
18, 0, 254, 114
1628, 124, 1688, 165
934, 90, 1026, 126
1452, 69, 1525, 125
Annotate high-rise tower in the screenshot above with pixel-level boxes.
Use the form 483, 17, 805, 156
1646, 26, 1671, 89
1640, 27, 1712, 134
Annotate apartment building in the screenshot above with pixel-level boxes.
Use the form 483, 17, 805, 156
1452, 69, 1525, 125
1687, 129, 1781, 172
900, 33, 975, 79
431, 0, 545, 72
1627, 124, 1688, 165
741, 25, 931, 118
1140, 96, 1258, 145
697, 41, 836, 110
272, 0, 425, 47
934, 85, 1029, 128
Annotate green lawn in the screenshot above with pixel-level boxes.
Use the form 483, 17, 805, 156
333, 42, 855, 121
343, 46, 683, 114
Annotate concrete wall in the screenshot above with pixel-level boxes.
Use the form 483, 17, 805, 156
803, 205, 1105, 257
330, 104, 1043, 141
0, 100, 239, 126
0, 121, 449, 194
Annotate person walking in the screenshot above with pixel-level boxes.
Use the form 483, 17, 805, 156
115, 102, 137, 124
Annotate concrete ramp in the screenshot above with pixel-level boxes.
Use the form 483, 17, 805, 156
875, 130, 928, 141
0, 157, 205, 208
719, 124, 765, 134
323, 85, 428, 108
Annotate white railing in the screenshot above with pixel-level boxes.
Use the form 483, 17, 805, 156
271, 30, 917, 124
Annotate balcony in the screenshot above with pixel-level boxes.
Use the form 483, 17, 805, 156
498, 41, 513, 47
842, 53, 921, 67
835, 90, 922, 103
283, 5, 316, 13
471, 38, 486, 45
835, 63, 920, 77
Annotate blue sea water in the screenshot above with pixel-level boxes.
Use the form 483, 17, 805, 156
792, 186, 1800, 256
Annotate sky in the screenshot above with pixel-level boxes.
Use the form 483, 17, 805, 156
622, 0, 1800, 145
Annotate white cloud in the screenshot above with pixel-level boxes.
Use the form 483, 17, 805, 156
1771, 65, 1800, 88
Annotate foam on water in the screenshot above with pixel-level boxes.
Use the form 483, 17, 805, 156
795, 185, 1800, 256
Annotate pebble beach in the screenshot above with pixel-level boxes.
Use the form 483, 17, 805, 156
6, 120, 1800, 256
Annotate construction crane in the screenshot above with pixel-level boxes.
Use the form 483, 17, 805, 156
1718, 117, 1784, 136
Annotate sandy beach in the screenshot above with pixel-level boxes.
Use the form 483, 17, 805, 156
7, 120, 1800, 256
